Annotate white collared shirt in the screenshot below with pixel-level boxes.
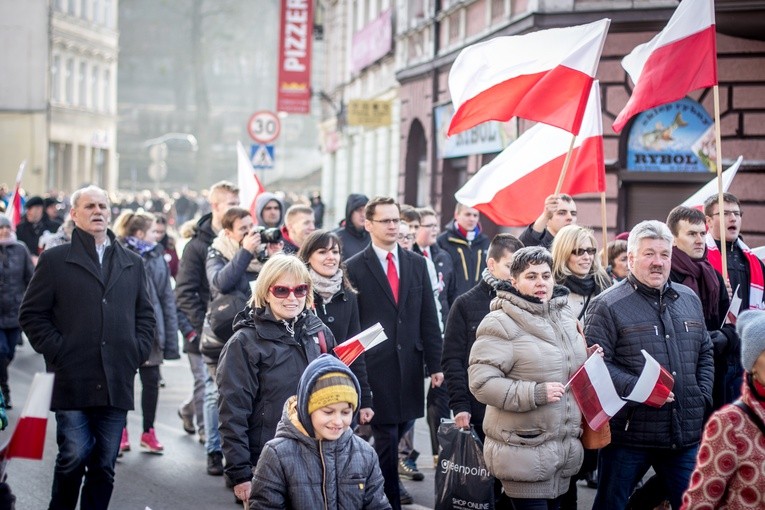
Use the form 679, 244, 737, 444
95, 236, 112, 265
372, 243, 398, 278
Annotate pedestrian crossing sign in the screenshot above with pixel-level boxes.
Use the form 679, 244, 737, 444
250, 144, 275, 170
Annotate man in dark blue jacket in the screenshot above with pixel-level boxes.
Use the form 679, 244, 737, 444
335, 193, 370, 260
585, 220, 714, 510
437, 203, 489, 304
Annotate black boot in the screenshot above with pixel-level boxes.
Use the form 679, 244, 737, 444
0, 358, 10, 410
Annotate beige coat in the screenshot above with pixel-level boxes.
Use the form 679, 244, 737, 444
468, 286, 586, 500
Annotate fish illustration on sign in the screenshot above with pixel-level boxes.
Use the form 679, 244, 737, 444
641, 112, 688, 150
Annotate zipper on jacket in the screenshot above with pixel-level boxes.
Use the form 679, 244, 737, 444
653, 325, 659, 336
457, 247, 469, 281
320, 440, 328, 510
322, 303, 327, 315
474, 249, 483, 282
625, 407, 636, 431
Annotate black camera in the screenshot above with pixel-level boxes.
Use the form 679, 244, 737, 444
253, 226, 282, 244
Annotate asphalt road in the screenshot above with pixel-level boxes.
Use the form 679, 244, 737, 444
5, 343, 597, 509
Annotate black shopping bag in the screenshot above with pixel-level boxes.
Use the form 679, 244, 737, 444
435, 421, 494, 510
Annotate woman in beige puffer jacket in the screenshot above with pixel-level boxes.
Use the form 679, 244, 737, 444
469, 247, 595, 509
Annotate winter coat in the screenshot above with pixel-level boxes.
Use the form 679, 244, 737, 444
216, 307, 337, 486
19, 228, 155, 411
681, 376, 765, 510
0, 239, 34, 329
250, 356, 390, 510
442, 279, 495, 427
519, 225, 555, 250
414, 242, 454, 327
255, 192, 285, 228
126, 242, 180, 365
312, 288, 373, 409
437, 221, 489, 304
469, 284, 586, 499
584, 276, 715, 449
334, 194, 370, 261
175, 213, 215, 353
346, 243, 443, 424
16, 217, 61, 255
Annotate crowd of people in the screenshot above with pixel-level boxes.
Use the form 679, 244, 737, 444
1, 180, 764, 510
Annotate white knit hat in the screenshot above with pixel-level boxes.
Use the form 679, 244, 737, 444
737, 310, 765, 373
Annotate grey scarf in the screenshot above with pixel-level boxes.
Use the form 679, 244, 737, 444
310, 268, 343, 304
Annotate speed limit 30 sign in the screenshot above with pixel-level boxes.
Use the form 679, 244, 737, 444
247, 110, 281, 144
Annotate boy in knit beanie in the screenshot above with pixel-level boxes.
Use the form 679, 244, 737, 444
250, 355, 391, 509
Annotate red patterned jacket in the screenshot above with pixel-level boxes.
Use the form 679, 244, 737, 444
682, 377, 765, 509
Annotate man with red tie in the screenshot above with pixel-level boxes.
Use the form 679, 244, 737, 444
346, 196, 444, 510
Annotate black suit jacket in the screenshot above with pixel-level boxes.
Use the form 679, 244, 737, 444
20, 228, 155, 411
346, 244, 443, 424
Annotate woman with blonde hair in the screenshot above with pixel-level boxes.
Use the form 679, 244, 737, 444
113, 209, 179, 454
216, 254, 339, 504
551, 225, 612, 322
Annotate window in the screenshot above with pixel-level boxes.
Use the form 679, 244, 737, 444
65, 58, 74, 104
51, 55, 62, 102
91, 65, 100, 110
78, 61, 87, 106
103, 69, 111, 112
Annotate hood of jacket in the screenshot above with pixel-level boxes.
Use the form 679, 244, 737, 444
493, 280, 570, 316
255, 192, 285, 228
342, 194, 369, 238
231, 306, 326, 340
192, 212, 215, 245
294, 354, 361, 438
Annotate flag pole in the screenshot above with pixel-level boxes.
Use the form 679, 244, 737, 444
554, 133, 578, 195
713, 85, 728, 282
600, 192, 608, 267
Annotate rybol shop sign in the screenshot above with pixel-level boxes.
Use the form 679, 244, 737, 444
626, 98, 715, 173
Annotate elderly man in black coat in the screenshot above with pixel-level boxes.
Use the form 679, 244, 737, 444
20, 185, 155, 510
346, 196, 443, 510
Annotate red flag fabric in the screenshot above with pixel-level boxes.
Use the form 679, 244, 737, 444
3, 373, 54, 460
612, 0, 717, 133
447, 19, 610, 136
624, 350, 675, 408
333, 323, 387, 366
5, 161, 26, 230
237, 141, 266, 220
568, 354, 626, 431
455, 81, 605, 227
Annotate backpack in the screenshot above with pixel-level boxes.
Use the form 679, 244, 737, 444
207, 290, 248, 346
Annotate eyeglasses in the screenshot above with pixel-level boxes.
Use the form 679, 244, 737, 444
711, 210, 742, 218
572, 248, 597, 257
397, 234, 415, 241
0, 225, 10, 229
370, 218, 401, 226
420, 223, 439, 230
269, 284, 309, 299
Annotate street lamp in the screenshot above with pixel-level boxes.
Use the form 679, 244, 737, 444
143, 132, 198, 189
142, 132, 199, 151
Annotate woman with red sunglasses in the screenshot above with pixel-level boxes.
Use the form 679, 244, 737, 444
216, 253, 338, 504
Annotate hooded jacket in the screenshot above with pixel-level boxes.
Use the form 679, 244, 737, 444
255, 193, 285, 228
469, 284, 586, 499
335, 194, 370, 260
250, 355, 390, 509
437, 220, 489, 304
216, 307, 337, 486
0, 236, 34, 329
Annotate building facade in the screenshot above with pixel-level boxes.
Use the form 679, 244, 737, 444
0, 0, 119, 194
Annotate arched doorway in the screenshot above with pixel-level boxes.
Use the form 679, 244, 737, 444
404, 119, 428, 206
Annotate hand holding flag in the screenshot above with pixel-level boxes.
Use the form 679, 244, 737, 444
333, 323, 387, 366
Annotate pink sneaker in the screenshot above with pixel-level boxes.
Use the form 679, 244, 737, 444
140, 428, 164, 454
119, 428, 130, 454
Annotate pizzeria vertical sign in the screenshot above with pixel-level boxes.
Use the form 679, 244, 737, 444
277, 0, 313, 114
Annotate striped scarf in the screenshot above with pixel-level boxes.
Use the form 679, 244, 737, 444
705, 233, 765, 310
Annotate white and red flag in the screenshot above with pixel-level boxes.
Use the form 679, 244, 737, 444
447, 18, 610, 137
2, 372, 54, 461
679, 155, 742, 211
454, 81, 605, 227
333, 323, 387, 367
568, 353, 626, 431
624, 350, 675, 408
612, 0, 717, 133
4, 161, 26, 230
236, 141, 266, 220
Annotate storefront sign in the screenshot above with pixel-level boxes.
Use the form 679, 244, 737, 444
347, 99, 392, 128
277, 0, 313, 114
626, 98, 714, 172
434, 104, 516, 159
350, 9, 392, 74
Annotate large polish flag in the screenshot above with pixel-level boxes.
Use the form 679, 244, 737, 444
455, 81, 605, 227
612, 0, 717, 133
447, 18, 610, 137
2, 373, 54, 461
236, 141, 266, 221
680, 155, 742, 210
568, 354, 626, 431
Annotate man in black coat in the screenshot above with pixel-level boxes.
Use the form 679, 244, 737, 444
436, 203, 490, 304
15, 195, 61, 260
174, 180, 239, 474
335, 193, 370, 260
19, 185, 155, 510
413, 207, 454, 327
346, 196, 443, 510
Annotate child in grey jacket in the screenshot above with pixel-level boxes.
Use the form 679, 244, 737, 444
249, 355, 391, 509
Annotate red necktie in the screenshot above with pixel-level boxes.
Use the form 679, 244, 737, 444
423, 248, 429, 259
386, 252, 399, 304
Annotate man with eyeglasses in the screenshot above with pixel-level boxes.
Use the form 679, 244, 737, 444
704, 192, 765, 314
346, 196, 443, 510
414, 207, 454, 324
437, 203, 490, 305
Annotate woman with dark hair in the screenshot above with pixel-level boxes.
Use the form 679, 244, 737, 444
113, 209, 179, 454
469, 247, 601, 510
605, 239, 629, 283
298, 229, 374, 425
153, 213, 179, 278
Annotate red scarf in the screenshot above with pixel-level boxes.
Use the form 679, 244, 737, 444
705, 233, 765, 310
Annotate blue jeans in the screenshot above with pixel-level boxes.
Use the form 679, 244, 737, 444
180, 352, 206, 434
509, 496, 561, 510
593, 443, 698, 510
50, 407, 127, 510
0, 328, 21, 361
203, 364, 221, 454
